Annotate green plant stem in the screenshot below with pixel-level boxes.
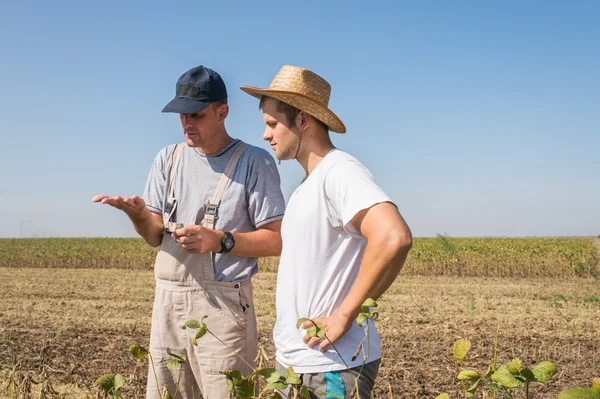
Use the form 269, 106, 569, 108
352, 321, 374, 399
493, 323, 500, 399
324, 334, 352, 372
525, 381, 529, 399
148, 352, 161, 395
208, 330, 255, 372
455, 361, 468, 398
173, 364, 184, 399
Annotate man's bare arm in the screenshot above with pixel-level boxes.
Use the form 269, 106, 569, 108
92, 195, 164, 247
171, 219, 282, 257
303, 201, 412, 350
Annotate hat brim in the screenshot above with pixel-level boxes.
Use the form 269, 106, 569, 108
239, 86, 346, 134
161, 97, 212, 114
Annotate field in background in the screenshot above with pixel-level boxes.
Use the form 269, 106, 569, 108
0, 237, 599, 398
0, 236, 597, 277
1, 269, 599, 398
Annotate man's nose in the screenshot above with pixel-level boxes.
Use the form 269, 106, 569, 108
181, 114, 193, 128
263, 128, 271, 141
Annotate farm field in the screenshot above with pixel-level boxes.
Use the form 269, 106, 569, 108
0, 236, 597, 278
0, 237, 599, 398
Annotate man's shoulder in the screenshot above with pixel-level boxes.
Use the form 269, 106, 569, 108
237, 141, 278, 166
322, 149, 366, 174
148, 143, 181, 167
154, 142, 182, 158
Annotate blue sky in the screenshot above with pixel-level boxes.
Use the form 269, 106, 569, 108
0, 1, 598, 238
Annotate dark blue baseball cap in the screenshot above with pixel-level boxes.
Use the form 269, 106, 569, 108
162, 66, 228, 114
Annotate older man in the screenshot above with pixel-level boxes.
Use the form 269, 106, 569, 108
94, 65, 285, 398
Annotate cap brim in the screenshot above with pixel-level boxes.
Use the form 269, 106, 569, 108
161, 97, 211, 114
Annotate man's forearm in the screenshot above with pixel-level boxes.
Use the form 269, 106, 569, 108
129, 209, 164, 248
337, 230, 412, 320
228, 228, 282, 257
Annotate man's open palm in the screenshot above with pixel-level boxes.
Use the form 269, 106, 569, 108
92, 194, 147, 221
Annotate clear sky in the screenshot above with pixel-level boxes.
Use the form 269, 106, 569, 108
0, 1, 598, 238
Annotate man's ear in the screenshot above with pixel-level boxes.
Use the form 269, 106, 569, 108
299, 112, 310, 129
217, 104, 229, 121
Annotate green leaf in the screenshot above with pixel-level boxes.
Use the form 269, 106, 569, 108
225, 377, 235, 394
594, 379, 600, 392
507, 359, 523, 375
492, 365, 524, 388
486, 383, 500, 392
362, 298, 377, 308
192, 325, 207, 345
166, 348, 186, 362
166, 359, 181, 372
220, 370, 255, 397
182, 320, 202, 329
307, 323, 327, 339
317, 325, 327, 339
299, 386, 311, 398
453, 339, 471, 361
434, 394, 450, 399
113, 374, 125, 393
370, 311, 379, 321
484, 365, 495, 378
265, 381, 289, 390
285, 366, 301, 385
129, 345, 148, 360
95, 373, 125, 396
296, 318, 310, 328
272, 393, 284, 399
96, 374, 117, 394
531, 361, 556, 382
356, 313, 367, 327
557, 388, 600, 399
521, 367, 536, 381
467, 379, 480, 395
220, 370, 242, 393
250, 368, 281, 383
458, 370, 480, 381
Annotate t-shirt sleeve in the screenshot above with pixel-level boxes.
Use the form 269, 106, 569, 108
324, 159, 394, 233
143, 147, 169, 215
244, 148, 286, 228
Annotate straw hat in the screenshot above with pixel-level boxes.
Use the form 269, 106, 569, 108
240, 65, 346, 134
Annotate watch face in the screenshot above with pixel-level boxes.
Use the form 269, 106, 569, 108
224, 238, 234, 250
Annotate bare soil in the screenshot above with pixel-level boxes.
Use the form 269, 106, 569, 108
0, 268, 599, 398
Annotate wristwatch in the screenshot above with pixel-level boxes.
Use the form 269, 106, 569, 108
219, 231, 235, 254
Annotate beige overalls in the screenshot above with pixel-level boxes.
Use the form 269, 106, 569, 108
147, 142, 257, 399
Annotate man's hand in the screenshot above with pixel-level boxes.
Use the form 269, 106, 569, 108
92, 194, 147, 221
172, 225, 223, 254
92, 194, 163, 247
301, 310, 354, 352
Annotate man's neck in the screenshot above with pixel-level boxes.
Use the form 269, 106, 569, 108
298, 142, 335, 175
194, 130, 234, 155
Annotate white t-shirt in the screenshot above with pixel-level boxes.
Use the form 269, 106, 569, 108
274, 149, 394, 373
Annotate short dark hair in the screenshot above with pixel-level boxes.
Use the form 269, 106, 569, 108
259, 97, 328, 131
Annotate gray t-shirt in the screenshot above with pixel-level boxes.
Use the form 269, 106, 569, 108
143, 139, 285, 282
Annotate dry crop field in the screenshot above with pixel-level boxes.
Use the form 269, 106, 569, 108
0, 237, 598, 398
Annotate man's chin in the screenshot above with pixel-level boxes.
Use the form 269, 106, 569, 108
275, 150, 293, 161
185, 137, 201, 147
